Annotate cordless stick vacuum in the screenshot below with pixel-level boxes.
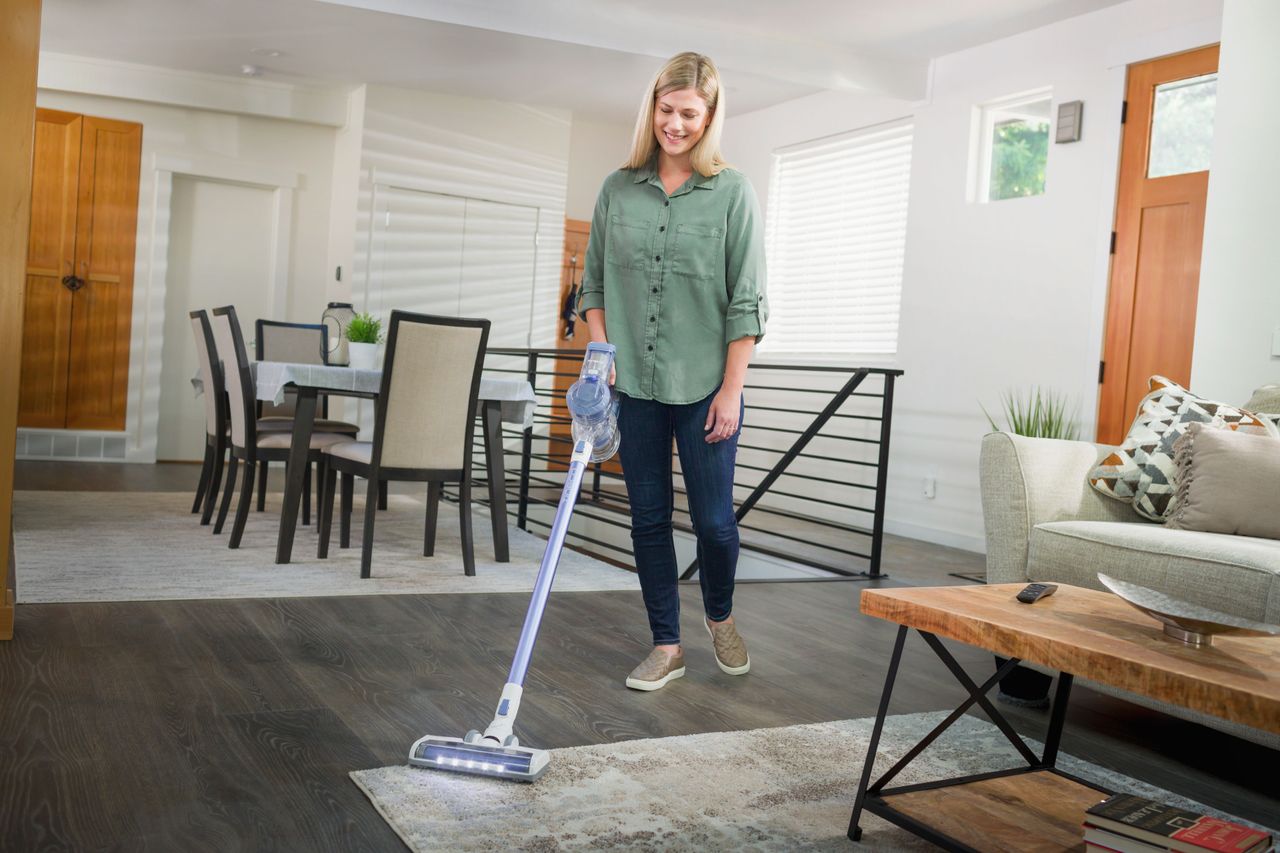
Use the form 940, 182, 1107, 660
408, 342, 620, 782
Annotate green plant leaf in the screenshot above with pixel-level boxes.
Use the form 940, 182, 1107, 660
983, 386, 1079, 440
347, 312, 383, 344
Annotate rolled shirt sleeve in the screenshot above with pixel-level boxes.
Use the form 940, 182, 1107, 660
576, 176, 610, 317
723, 178, 768, 345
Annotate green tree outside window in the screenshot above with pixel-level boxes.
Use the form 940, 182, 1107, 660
989, 119, 1049, 200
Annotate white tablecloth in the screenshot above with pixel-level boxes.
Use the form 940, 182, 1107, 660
192, 361, 537, 429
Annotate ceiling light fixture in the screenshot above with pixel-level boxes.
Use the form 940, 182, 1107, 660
240, 64, 264, 77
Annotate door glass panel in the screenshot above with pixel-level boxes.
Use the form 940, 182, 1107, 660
1148, 73, 1216, 178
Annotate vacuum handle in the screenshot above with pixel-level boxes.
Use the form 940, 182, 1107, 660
506, 440, 591, 687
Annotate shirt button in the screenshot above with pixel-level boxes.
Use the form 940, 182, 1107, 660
659, 226, 665, 232
649, 316, 655, 322
647, 345, 654, 351
664, 200, 669, 207
651, 287, 658, 293
655, 255, 661, 262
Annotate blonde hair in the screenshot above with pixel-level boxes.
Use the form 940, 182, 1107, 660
625, 52, 728, 177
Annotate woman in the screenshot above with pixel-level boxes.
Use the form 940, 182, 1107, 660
577, 52, 768, 691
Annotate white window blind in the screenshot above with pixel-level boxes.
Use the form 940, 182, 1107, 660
763, 119, 913, 358
369, 186, 540, 348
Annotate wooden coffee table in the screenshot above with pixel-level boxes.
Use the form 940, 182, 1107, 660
847, 583, 1280, 852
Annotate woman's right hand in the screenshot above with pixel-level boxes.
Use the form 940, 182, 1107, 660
583, 308, 614, 385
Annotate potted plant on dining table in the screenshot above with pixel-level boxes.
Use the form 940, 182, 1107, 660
346, 312, 383, 370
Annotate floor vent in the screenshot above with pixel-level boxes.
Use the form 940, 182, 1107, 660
16, 429, 128, 462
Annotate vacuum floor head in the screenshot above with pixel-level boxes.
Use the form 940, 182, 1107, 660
409, 735, 549, 782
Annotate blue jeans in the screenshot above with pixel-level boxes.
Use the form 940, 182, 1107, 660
617, 387, 743, 646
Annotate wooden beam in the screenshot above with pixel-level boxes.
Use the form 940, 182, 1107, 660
0, 0, 42, 640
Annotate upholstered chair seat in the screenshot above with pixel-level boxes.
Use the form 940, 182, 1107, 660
257, 432, 351, 451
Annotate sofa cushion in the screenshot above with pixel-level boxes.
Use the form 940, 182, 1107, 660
1087, 376, 1278, 522
1244, 384, 1280, 415
1026, 520, 1280, 624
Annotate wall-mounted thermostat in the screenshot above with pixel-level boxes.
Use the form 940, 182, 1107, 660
1055, 100, 1083, 143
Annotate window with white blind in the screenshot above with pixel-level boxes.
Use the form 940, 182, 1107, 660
367, 185, 541, 348
762, 119, 913, 358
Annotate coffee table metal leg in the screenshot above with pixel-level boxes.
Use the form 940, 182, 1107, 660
918, 632, 1042, 767
865, 654, 1024, 796
848, 619, 1104, 850
1040, 672, 1074, 767
276, 387, 317, 564
848, 624, 908, 842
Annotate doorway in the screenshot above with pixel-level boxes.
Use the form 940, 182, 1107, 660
156, 176, 277, 461
1097, 45, 1220, 444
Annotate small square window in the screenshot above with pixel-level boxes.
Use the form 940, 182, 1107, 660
1148, 73, 1216, 178
972, 91, 1053, 203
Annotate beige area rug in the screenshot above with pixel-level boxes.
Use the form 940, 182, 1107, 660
12, 490, 638, 603
352, 711, 1270, 852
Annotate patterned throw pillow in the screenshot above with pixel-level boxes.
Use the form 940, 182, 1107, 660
1088, 376, 1279, 521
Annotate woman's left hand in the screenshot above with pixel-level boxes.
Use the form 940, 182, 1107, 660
704, 387, 742, 444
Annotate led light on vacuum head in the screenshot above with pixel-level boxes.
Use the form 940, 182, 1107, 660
409, 736, 548, 782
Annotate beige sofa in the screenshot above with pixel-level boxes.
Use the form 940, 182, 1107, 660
979, 431, 1280, 746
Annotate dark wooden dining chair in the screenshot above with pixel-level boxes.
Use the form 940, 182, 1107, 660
209, 305, 351, 549
254, 319, 361, 522
189, 309, 228, 524
317, 310, 490, 578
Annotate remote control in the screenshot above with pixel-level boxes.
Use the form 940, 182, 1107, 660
1016, 583, 1058, 604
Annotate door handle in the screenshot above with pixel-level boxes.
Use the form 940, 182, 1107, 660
61, 275, 85, 292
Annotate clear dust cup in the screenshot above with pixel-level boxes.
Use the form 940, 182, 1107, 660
566, 342, 620, 463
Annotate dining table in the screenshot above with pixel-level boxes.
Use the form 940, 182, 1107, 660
195, 361, 537, 565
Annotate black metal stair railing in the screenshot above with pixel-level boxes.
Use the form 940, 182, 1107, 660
463, 347, 903, 580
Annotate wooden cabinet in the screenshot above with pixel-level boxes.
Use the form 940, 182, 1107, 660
19, 108, 141, 430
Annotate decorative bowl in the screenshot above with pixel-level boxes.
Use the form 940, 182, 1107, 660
1097, 573, 1280, 647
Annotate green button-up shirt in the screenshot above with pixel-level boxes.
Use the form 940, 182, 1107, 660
577, 161, 768, 404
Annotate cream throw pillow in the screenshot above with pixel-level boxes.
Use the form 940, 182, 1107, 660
1168, 423, 1280, 540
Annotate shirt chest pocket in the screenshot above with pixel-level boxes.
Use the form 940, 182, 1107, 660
606, 214, 651, 271
672, 223, 724, 282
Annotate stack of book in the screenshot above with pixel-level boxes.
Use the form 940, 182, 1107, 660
1084, 794, 1273, 853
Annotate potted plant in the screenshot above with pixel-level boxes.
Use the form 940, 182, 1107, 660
981, 387, 1079, 440
346, 312, 383, 370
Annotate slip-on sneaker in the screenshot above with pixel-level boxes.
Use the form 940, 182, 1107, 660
624, 646, 686, 691
706, 617, 751, 675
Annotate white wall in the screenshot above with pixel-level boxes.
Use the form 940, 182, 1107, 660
326, 85, 368, 306
565, 116, 632, 221
725, 0, 1224, 552
1191, 0, 1280, 404
33, 88, 339, 461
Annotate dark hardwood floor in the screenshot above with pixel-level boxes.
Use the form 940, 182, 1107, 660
3, 462, 1277, 851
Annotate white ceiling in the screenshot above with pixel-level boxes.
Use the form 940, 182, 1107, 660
40, 0, 1128, 122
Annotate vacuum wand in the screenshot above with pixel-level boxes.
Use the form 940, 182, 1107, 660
408, 342, 618, 782
471, 437, 593, 750
509, 437, 593, 687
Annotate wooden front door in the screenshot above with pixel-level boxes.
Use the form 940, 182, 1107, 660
1097, 46, 1219, 444
19, 109, 141, 430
